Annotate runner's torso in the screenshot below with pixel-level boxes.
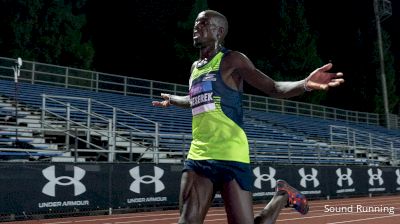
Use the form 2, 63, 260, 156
188, 48, 249, 163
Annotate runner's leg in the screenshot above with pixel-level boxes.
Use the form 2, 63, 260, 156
254, 179, 309, 224
221, 179, 254, 224
179, 170, 215, 224
254, 192, 288, 224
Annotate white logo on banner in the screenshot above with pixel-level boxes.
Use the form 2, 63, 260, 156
42, 166, 86, 197
253, 167, 277, 189
396, 169, 400, 186
130, 166, 165, 194
368, 168, 384, 186
336, 168, 354, 187
299, 168, 319, 188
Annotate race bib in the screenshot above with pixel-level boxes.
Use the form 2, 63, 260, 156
189, 80, 215, 116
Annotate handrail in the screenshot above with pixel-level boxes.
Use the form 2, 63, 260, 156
41, 122, 107, 152
0, 123, 391, 165
44, 96, 110, 121
329, 125, 398, 148
329, 125, 399, 165
91, 98, 157, 125
0, 56, 398, 164
43, 94, 158, 131
0, 56, 393, 128
42, 95, 116, 161
41, 107, 114, 152
41, 94, 161, 162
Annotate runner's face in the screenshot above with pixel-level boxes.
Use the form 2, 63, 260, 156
193, 13, 219, 48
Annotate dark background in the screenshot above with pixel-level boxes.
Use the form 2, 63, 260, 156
88, 0, 399, 77
86, 0, 400, 112
1, 0, 399, 113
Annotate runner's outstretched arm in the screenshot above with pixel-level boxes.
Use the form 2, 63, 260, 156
152, 93, 191, 109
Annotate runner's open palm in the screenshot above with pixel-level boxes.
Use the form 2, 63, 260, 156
306, 63, 344, 91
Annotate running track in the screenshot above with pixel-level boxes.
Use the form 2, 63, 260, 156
9, 195, 400, 224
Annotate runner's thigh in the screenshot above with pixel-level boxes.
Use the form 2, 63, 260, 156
179, 170, 215, 224
221, 179, 254, 224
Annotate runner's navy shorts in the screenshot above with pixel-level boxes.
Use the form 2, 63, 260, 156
183, 159, 253, 191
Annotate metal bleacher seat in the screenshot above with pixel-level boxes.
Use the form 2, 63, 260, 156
0, 79, 395, 165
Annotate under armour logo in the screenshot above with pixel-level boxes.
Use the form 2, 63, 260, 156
130, 166, 165, 194
42, 166, 86, 197
396, 169, 400, 186
368, 168, 384, 186
299, 168, 319, 188
253, 167, 276, 189
336, 168, 354, 187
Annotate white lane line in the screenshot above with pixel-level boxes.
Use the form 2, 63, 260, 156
43, 195, 400, 224
277, 213, 347, 221
44, 213, 179, 224
327, 213, 400, 224
44, 222, 72, 224
113, 217, 178, 224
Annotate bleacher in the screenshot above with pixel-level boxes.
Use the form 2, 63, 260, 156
0, 95, 62, 160
0, 78, 397, 165
246, 109, 400, 164
0, 56, 398, 165
0, 80, 313, 157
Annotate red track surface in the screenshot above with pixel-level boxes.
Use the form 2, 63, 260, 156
8, 195, 400, 224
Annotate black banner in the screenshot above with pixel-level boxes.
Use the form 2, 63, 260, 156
0, 163, 110, 214
0, 163, 400, 216
111, 163, 181, 208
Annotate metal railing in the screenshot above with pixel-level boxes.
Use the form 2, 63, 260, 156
41, 94, 160, 162
0, 56, 394, 128
0, 56, 398, 165
0, 123, 394, 165
329, 125, 399, 165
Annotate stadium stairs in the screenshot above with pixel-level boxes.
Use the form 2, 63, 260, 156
0, 95, 63, 161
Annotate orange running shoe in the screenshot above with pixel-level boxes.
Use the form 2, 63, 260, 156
276, 179, 309, 215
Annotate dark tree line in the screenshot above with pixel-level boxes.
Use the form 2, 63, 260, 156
0, 0, 94, 68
